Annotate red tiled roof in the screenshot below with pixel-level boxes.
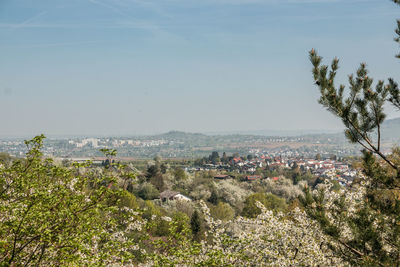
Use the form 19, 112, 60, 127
246, 175, 262, 180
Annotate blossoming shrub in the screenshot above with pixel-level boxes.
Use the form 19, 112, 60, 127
0, 135, 145, 266
148, 201, 345, 266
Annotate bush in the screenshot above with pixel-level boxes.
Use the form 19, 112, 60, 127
242, 193, 287, 218
138, 183, 160, 200
210, 202, 235, 221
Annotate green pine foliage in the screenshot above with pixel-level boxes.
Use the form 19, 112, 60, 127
304, 1, 400, 265
190, 210, 204, 242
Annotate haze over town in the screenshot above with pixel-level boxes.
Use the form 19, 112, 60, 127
1, 0, 400, 137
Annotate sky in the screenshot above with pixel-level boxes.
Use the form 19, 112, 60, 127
0, 0, 399, 137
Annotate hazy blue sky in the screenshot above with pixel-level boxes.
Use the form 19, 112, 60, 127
0, 0, 399, 136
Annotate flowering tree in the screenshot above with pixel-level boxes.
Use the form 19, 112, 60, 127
0, 135, 145, 266
147, 201, 344, 266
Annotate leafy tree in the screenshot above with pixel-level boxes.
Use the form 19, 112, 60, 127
118, 190, 139, 209
173, 167, 187, 181
242, 193, 287, 218
304, 1, 400, 265
0, 135, 142, 266
209, 151, 220, 165
210, 202, 235, 221
138, 183, 160, 200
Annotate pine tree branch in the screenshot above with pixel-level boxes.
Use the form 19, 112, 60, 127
348, 117, 398, 172
370, 99, 381, 152
310, 49, 399, 174
338, 240, 384, 267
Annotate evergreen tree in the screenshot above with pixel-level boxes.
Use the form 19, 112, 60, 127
149, 173, 165, 192
160, 163, 168, 174
146, 164, 160, 180
209, 151, 220, 165
304, 1, 400, 265
208, 189, 219, 205
222, 152, 228, 164
190, 210, 203, 241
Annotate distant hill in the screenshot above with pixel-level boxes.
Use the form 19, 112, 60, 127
205, 129, 341, 137
150, 117, 400, 142
202, 117, 399, 142
157, 131, 206, 139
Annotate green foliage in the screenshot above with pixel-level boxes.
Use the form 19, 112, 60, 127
388, 78, 400, 111
208, 188, 219, 205
310, 46, 399, 174
310, 49, 389, 151
142, 200, 162, 220
172, 212, 191, 237
145, 162, 166, 191
394, 0, 400, 58
0, 152, 12, 164
209, 151, 220, 165
118, 190, 139, 209
242, 193, 287, 218
0, 135, 141, 266
221, 152, 229, 164
305, 1, 400, 264
138, 183, 160, 200
173, 167, 187, 181
149, 174, 165, 191
190, 210, 204, 241
210, 202, 235, 221
146, 164, 161, 180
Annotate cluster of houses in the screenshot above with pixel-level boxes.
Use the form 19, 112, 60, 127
189, 157, 265, 173
147, 153, 360, 204
213, 174, 275, 182
268, 157, 357, 185
189, 153, 357, 187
